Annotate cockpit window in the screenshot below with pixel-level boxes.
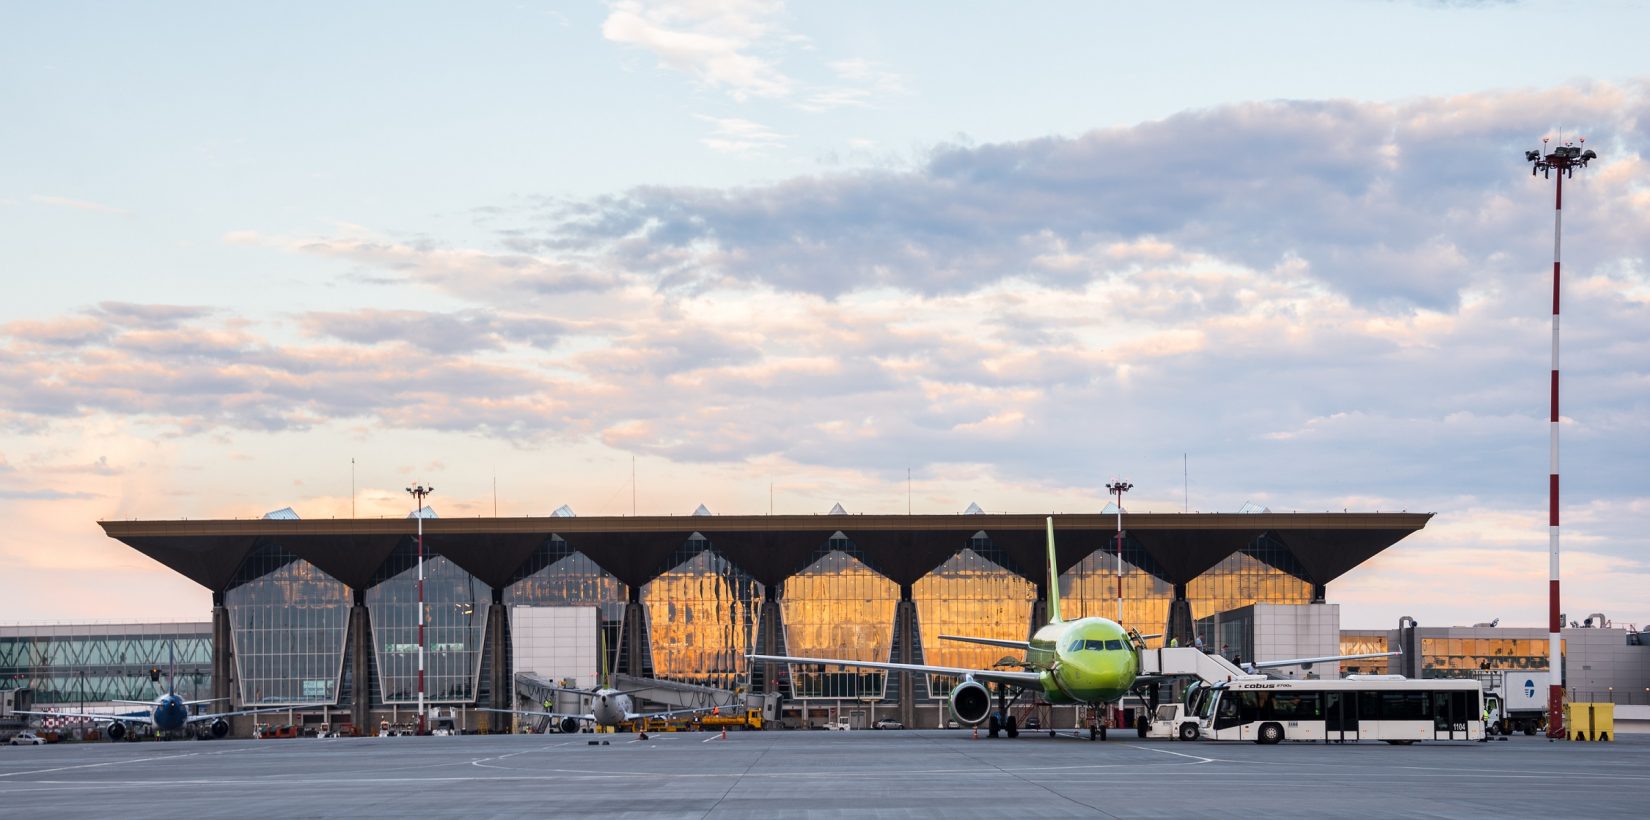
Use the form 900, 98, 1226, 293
1068, 636, 1128, 652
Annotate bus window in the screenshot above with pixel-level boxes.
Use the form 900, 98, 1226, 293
1380, 692, 1426, 721
1272, 692, 1321, 720
1358, 691, 1380, 721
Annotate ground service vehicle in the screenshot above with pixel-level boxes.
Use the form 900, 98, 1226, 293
1145, 703, 1201, 741
1199, 676, 1484, 744
1478, 670, 1548, 736
874, 719, 904, 730
9, 732, 45, 746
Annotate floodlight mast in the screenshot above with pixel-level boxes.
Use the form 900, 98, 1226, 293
406, 483, 434, 734
1105, 481, 1133, 625
1525, 136, 1595, 739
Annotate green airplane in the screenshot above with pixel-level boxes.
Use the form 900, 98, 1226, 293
751, 517, 1142, 740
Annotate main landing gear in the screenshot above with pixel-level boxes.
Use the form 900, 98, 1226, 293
986, 685, 1022, 738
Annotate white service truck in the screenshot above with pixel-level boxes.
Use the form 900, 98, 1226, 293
1481, 671, 1549, 736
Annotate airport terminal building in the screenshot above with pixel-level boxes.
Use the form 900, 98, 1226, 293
82, 509, 1428, 732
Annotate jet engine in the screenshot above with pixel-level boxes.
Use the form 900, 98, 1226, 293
209, 719, 231, 739
559, 716, 582, 734
947, 680, 991, 726
107, 721, 127, 741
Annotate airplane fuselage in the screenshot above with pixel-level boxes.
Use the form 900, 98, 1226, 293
151, 693, 189, 732
1025, 616, 1139, 706
591, 690, 633, 726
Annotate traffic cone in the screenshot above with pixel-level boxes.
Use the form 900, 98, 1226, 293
720, 726, 727, 740
972, 726, 978, 741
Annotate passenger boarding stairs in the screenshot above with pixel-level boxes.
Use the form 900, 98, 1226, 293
1139, 647, 1263, 685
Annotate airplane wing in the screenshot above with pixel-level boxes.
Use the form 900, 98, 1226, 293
939, 634, 1031, 650
749, 654, 1043, 689
625, 705, 725, 721
184, 706, 296, 724
475, 706, 593, 721
1250, 650, 1400, 670
12, 709, 152, 725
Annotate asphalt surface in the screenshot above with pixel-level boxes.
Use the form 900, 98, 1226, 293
3, 729, 1647, 818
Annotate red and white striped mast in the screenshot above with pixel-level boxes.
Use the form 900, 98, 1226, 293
1525, 136, 1595, 739
406, 483, 434, 735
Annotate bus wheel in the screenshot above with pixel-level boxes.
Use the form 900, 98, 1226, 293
1257, 723, 1283, 745
1178, 723, 1199, 742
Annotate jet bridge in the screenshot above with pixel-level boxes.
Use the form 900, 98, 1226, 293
610, 673, 743, 711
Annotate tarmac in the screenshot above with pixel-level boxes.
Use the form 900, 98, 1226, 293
3, 729, 1647, 818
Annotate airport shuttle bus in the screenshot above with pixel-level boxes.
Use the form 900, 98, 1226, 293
1197, 676, 1484, 744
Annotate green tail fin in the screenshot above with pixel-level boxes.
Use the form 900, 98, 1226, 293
599, 621, 610, 689
1046, 516, 1063, 623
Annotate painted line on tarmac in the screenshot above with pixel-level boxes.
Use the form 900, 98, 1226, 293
0, 743, 275, 780
1127, 745, 1225, 764
470, 740, 587, 769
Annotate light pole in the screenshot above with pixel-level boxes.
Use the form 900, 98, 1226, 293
406, 483, 434, 734
1105, 481, 1132, 625
1524, 136, 1596, 739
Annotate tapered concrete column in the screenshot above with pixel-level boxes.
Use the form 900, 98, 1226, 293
1165, 583, 1194, 647
349, 594, 370, 731
758, 597, 781, 695
211, 592, 231, 706
624, 593, 647, 679
897, 584, 915, 729
488, 590, 508, 716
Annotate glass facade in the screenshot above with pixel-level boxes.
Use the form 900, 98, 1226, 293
1060, 547, 1173, 635
225, 544, 350, 706
504, 542, 628, 675
913, 545, 1036, 696
1187, 544, 1314, 622
1339, 632, 1392, 675
779, 546, 899, 699
0, 622, 212, 706
641, 539, 762, 691
1422, 637, 1554, 676
365, 545, 490, 703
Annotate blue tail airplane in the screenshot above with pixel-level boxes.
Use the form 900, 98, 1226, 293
17, 643, 286, 740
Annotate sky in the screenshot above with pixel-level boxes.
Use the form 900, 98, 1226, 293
2, 1, 1646, 631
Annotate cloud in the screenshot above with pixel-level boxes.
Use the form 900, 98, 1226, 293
0, 488, 99, 500
30, 194, 130, 216
523, 84, 1648, 309
4, 86, 1646, 573
300, 309, 573, 353
602, 0, 794, 100
226, 230, 619, 300
696, 114, 789, 154
600, 2, 905, 113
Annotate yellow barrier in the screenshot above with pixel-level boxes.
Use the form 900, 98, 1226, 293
1566, 702, 1615, 742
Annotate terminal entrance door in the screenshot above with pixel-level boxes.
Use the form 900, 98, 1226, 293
1324, 692, 1357, 742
